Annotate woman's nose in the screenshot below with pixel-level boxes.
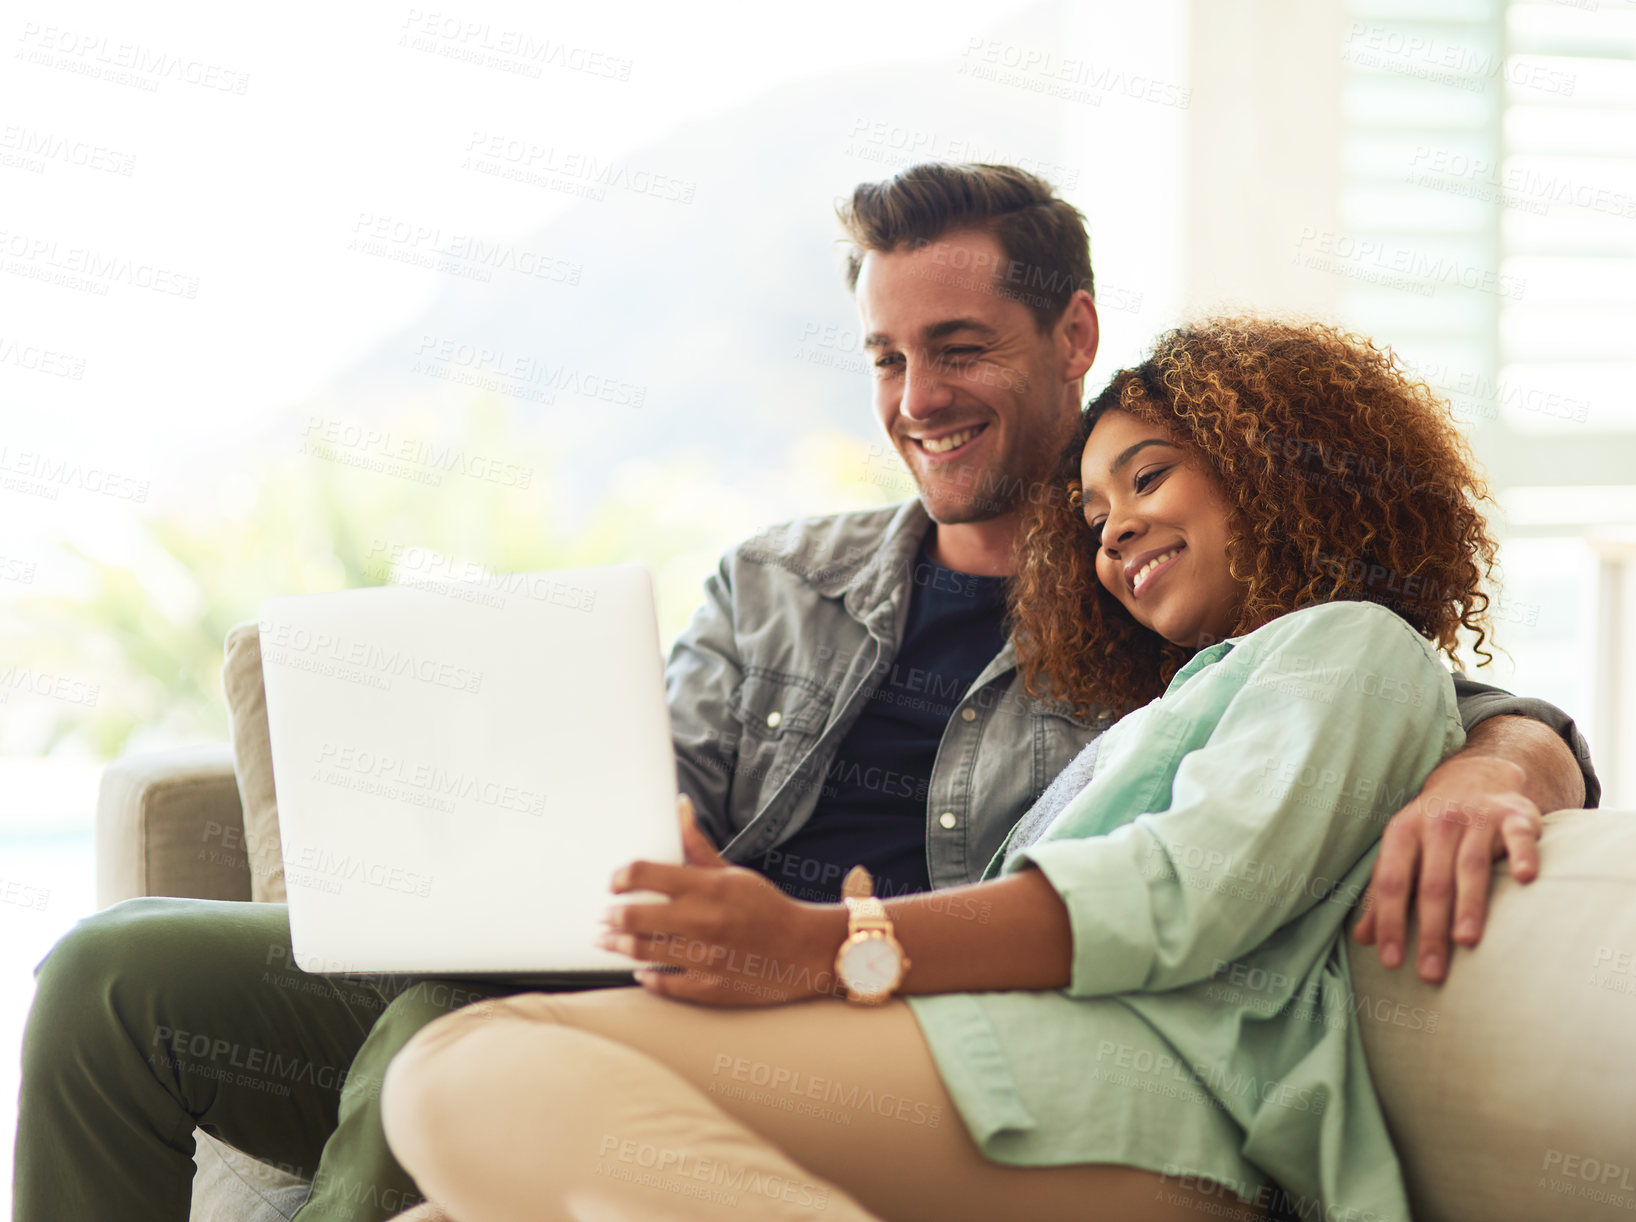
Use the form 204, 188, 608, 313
1102, 514, 1143, 554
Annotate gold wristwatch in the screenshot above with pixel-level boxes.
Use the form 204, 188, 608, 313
833, 865, 910, 1005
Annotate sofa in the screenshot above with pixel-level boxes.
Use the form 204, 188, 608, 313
89, 623, 1636, 1221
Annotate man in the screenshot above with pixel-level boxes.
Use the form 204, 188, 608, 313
14, 163, 1595, 1221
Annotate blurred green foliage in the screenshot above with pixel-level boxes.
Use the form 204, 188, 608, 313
8, 396, 901, 760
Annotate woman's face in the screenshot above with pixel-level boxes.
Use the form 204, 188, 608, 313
1078, 409, 1245, 648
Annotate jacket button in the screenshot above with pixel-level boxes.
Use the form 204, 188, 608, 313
938, 812, 957, 829
766, 711, 782, 729
960, 707, 977, 722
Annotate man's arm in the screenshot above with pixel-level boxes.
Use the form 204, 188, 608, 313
663, 559, 744, 849
1354, 709, 1588, 983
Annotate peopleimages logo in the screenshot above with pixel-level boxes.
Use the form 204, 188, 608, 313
0, 228, 201, 299
398, 10, 633, 81
259, 618, 484, 695
16, 23, 252, 94
314, 741, 547, 817
299, 416, 533, 489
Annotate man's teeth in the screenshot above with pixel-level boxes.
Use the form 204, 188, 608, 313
922, 427, 981, 454
1135, 547, 1183, 587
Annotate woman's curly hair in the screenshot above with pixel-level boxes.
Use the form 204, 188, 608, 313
1010, 314, 1498, 718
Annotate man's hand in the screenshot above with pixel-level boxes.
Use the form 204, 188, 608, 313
599, 796, 847, 1006
1354, 753, 1543, 983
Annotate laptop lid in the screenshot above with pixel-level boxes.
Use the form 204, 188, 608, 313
259, 565, 681, 975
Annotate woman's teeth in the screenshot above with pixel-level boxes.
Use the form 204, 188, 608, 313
922, 427, 981, 454
1135, 547, 1183, 589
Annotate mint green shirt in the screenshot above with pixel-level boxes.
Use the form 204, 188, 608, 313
907, 601, 1464, 1222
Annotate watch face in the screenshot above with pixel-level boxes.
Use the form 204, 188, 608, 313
839, 936, 900, 994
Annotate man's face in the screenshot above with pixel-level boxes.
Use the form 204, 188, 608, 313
855, 228, 1087, 524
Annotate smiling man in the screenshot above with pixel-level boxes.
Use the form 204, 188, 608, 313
14, 163, 1597, 1222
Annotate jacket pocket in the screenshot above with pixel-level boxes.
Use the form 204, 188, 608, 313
728, 666, 831, 742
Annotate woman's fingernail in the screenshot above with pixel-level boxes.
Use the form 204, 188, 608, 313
1454, 919, 1479, 942
1380, 942, 1402, 968
1420, 954, 1443, 978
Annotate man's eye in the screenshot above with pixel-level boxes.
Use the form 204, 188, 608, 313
873, 354, 903, 373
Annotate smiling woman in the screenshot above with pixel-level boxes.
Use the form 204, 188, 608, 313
1075, 410, 1243, 649
1011, 314, 1498, 718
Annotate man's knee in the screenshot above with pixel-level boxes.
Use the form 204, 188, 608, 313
28, 897, 288, 1058
25, 898, 180, 1065
39, 895, 286, 987
34, 896, 214, 1001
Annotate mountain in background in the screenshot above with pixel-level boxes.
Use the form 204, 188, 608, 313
332, 11, 1075, 510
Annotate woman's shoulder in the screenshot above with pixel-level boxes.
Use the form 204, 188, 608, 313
1232, 600, 1443, 667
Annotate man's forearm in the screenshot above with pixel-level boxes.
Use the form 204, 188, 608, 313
1459, 714, 1585, 813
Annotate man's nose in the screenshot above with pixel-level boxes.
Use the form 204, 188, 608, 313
898, 357, 955, 421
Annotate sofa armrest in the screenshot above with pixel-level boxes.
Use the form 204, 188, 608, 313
96, 744, 253, 908
1350, 808, 1636, 1222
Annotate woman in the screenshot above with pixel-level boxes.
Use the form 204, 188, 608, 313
378, 316, 1495, 1222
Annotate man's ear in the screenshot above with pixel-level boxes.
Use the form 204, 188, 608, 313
1060, 291, 1099, 383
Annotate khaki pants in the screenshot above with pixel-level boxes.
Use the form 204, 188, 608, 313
382, 987, 1250, 1222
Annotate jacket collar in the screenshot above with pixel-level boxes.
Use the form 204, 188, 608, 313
814, 500, 935, 613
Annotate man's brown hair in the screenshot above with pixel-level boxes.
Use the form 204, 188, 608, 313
837, 162, 1094, 331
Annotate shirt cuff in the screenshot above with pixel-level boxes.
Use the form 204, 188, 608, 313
1451, 679, 1600, 808
1008, 827, 1160, 997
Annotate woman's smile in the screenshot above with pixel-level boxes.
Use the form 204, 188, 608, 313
1126, 543, 1186, 598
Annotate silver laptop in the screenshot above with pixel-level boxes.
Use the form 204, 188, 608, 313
259, 565, 682, 979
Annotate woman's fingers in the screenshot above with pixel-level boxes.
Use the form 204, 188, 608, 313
678, 796, 728, 868
609, 798, 729, 894
633, 966, 774, 1007
610, 860, 698, 896
598, 929, 691, 963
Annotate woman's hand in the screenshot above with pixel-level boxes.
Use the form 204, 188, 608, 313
600, 797, 848, 1006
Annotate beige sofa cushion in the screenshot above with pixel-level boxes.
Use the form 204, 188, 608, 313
1350, 809, 1636, 1222
222, 621, 286, 903
191, 1131, 308, 1221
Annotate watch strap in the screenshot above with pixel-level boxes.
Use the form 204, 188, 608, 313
843, 895, 890, 934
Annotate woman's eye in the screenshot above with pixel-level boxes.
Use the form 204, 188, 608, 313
1134, 465, 1169, 492
1087, 519, 1105, 546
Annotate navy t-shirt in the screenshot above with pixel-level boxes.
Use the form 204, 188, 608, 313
755, 541, 1009, 903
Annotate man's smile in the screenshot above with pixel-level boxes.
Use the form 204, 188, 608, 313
908, 423, 990, 461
